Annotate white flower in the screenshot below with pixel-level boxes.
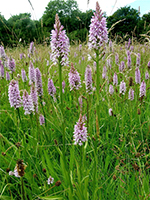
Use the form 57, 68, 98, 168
47, 176, 54, 184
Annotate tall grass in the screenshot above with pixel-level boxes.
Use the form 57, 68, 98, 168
0, 40, 150, 200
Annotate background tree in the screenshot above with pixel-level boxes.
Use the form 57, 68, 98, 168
42, 0, 70, 32
42, 0, 93, 43
67, 9, 94, 43
7, 13, 37, 45
107, 6, 140, 40
140, 12, 150, 33
0, 13, 10, 46
0, 0, 149, 47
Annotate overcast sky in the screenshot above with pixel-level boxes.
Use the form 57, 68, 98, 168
0, 0, 150, 20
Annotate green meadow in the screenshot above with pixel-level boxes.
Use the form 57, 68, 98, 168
0, 39, 150, 200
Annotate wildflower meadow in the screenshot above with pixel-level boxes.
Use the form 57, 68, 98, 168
0, 2, 150, 200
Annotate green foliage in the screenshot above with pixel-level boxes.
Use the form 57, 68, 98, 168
0, 13, 10, 45
42, 0, 80, 31
68, 28, 88, 43
139, 12, 150, 34
7, 13, 38, 45
107, 6, 140, 39
42, 0, 93, 36
0, 41, 150, 199
0, 1, 150, 46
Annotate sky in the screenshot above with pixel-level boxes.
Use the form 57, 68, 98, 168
0, 0, 150, 20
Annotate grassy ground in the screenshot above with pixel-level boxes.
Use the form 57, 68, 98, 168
0, 41, 150, 200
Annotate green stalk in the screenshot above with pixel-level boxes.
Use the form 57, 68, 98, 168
87, 96, 89, 134
40, 97, 47, 126
92, 50, 102, 199
16, 108, 23, 143
80, 145, 84, 172
58, 60, 73, 199
58, 60, 65, 155
30, 113, 36, 143
35, 112, 39, 140
87, 94, 92, 138
82, 144, 85, 177
17, 108, 22, 126
87, 47, 104, 198
93, 145, 98, 199
96, 50, 100, 136
21, 177, 26, 200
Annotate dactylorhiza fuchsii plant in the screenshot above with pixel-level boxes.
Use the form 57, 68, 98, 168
109, 84, 114, 95
35, 68, 43, 97
88, 2, 108, 50
145, 71, 149, 80
0, 62, 4, 78
8, 57, 15, 72
50, 13, 70, 66
29, 41, 34, 55
29, 61, 35, 85
128, 88, 134, 101
88, 1, 108, 132
136, 53, 141, 67
22, 90, 34, 115
34, 67, 46, 125
113, 72, 118, 86
39, 114, 45, 125
50, 13, 70, 175
115, 53, 119, 65
119, 61, 125, 72
8, 57, 15, 78
73, 114, 88, 146
0, 45, 6, 59
50, 16, 70, 103
68, 62, 81, 91
8, 80, 22, 109
48, 78, 56, 100
88, 2, 108, 198
127, 50, 131, 68
6, 71, 10, 81
21, 69, 27, 82
85, 65, 93, 94
139, 80, 146, 97
119, 80, 126, 95
135, 67, 141, 84
30, 83, 38, 113
49, 14, 77, 199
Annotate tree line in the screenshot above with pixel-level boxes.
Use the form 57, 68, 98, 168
0, 0, 150, 46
